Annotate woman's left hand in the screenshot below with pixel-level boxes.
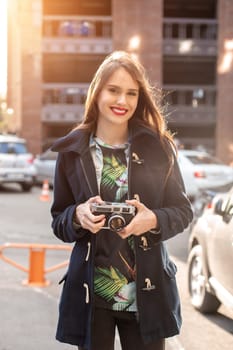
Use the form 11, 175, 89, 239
117, 199, 158, 239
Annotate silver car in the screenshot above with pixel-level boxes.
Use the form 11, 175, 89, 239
178, 149, 233, 201
33, 148, 57, 187
0, 134, 36, 192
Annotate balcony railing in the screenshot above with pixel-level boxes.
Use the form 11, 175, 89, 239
163, 84, 216, 125
42, 83, 216, 125
163, 18, 217, 56
178, 137, 215, 152
42, 104, 84, 123
42, 15, 112, 54
42, 83, 89, 123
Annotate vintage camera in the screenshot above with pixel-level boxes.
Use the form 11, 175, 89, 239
90, 202, 136, 232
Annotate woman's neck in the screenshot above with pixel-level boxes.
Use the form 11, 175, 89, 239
95, 125, 128, 146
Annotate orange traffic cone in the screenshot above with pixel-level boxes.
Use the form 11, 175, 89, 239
39, 179, 50, 202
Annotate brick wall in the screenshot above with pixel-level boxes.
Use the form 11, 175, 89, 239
19, 0, 42, 155
112, 0, 163, 87
216, 0, 233, 165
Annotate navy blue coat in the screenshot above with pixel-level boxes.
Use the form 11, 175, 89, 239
51, 123, 193, 349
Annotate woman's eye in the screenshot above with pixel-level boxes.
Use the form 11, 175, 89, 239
128, 91, 138, 96
107, 87, 138, 97
108, 87, 117, 93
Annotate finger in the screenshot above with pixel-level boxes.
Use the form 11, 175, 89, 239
81, 212, 105, 225
125, 199, 142, 210
88, 196, 104, 204
91, 213, 106, 223
82, 216, 106, 233
117, 229, 133, 239
89, 218, 106, 233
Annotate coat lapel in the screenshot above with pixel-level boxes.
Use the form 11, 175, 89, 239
80, 150, 99, 198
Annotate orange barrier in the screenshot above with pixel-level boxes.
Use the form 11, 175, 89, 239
0, 243, 72, 287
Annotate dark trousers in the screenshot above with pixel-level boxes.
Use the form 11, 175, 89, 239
78, 308, 165, 350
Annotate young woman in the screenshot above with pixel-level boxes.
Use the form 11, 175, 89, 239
51, 51, 193, 350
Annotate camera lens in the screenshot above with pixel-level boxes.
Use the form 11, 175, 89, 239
108, 214, 126, 232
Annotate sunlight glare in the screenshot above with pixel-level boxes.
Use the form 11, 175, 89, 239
128, 35, 141, 51
179, 40, 193, 54
0, 0, 7, 99
218, 39, 233, 74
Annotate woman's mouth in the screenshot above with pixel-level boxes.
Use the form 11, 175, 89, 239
111, 107, 128, 116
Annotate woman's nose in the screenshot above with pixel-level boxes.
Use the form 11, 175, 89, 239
117, 93, 127, 105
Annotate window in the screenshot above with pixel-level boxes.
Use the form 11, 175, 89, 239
0, 142, 27, 154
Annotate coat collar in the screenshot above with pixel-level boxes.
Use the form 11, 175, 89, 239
51, 122, 162, 155
50, 128, 90, 155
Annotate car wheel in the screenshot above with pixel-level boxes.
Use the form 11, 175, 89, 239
21, 183, 32, 192
188, 244, 220, 313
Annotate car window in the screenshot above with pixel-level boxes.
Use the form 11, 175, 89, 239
186, 155, 223, 165
0, 142, 28, 154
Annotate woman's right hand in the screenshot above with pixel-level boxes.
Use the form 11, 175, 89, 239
74, 196, 106, 234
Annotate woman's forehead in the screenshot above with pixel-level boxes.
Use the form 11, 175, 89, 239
104, 67, 139, 88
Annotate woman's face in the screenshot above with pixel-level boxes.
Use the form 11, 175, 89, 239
96, 67, 139, 129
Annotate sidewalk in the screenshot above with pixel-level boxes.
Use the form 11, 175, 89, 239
0, 249, 72, 350
0, 250, 180, 350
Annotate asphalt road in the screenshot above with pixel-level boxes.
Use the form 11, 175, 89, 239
0, 184, 232, 350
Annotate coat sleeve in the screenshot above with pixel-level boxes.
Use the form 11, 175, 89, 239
51, 153, 87, 242
151, 150, 193, 243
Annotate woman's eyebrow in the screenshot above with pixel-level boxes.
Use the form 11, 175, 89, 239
107, 84, 139, 92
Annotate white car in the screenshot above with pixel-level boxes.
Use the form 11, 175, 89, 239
178, 149, 233, 201
177, 151, 199, 200
0, 134, 36, 191
188, 186, 233, 313
33, 148, 233, 197
33, 148, 57, 187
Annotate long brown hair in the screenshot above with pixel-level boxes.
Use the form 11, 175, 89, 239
75, 51, 174, 146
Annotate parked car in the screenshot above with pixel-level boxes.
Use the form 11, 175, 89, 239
177, 151, 198, 200
178, 149, 233, 201
33, 148, 57, 187
0, 134, 36, 192
187, 186, 233, 313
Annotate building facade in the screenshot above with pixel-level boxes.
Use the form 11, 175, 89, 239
7, 0, 233, 164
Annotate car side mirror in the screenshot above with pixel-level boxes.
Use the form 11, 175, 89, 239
215, 199, 233, 224
214, 199, 224, 215
223, 204, 233, 224
228, 204, 233, 216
